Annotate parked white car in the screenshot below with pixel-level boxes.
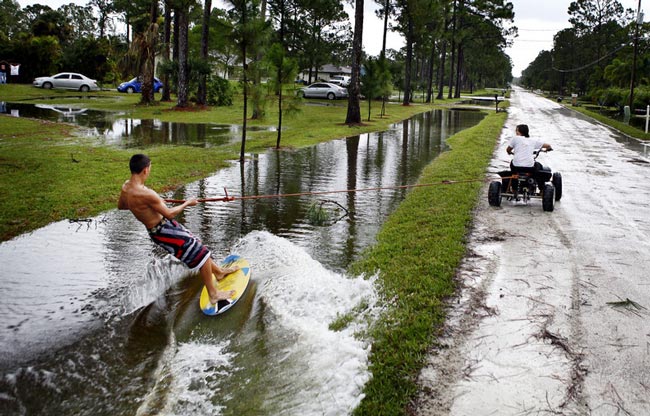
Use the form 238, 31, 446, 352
299, 82, 349, 100
329, 75, 351, 87
33, 72, 99, 92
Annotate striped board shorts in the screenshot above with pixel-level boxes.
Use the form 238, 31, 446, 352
148, 218, 211, 271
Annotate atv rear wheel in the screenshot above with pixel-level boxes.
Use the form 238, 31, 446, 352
542, 184, 555, 212
488, 181, 502, 207
552, 172, 562, 201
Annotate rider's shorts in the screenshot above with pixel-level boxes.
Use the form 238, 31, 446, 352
148, 218, 211, 271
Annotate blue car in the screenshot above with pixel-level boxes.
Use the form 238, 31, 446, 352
117, 76, 163, 93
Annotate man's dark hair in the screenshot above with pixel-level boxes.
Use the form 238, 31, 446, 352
129, 154, 151, 174
516, 124, 530, 137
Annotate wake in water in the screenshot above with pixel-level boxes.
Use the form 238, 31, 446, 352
151, 231, 380, 416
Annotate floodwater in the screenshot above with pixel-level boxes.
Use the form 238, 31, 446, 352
0, 109, 485, 416
0, 102, 275, 148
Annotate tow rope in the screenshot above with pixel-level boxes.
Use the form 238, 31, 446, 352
163, 176, 512, 204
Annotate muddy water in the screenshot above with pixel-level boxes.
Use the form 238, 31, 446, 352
0, 109, 484, 416
0, 102, 275, 148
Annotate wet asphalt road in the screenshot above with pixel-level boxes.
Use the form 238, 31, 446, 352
416, 88, 650, 415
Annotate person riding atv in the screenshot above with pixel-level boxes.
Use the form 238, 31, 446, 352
488, 124, 562, 212
506, 124, 553, 190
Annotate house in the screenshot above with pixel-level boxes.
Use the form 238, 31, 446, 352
297, 64, 351, 84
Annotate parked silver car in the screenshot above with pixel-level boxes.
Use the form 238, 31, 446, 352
299, 82, 348, 100
33, 72, 99, 92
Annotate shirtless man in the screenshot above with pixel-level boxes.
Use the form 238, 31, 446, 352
118, 154, 236, 304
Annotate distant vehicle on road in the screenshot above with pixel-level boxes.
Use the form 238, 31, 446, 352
33, 72, 99, 92
298, 82, 348, 100
117, 77, 163, 93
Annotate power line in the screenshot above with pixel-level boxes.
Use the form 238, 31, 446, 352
551, 44, 628, 73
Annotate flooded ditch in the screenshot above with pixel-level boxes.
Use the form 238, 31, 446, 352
0, 108, 485, 416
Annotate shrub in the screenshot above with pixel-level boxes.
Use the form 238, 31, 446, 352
594, 87, 627, 108
207, 75, 233, 106
633, 87, 650, 110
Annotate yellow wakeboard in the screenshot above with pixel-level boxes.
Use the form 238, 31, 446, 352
199, 255, 251, 316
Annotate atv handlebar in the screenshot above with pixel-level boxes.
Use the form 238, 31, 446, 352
533, 146, 553, 158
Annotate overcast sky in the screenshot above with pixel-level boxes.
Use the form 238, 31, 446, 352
18, 0, 644, 77
506, 0, 641, 76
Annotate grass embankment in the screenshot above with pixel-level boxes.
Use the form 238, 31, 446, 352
570, 104, 650, 140
0, 84, 453, 241
350, 110, 507, 415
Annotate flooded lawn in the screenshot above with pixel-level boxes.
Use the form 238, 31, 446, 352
0, 102, 276, 148
0, 109, 484, 416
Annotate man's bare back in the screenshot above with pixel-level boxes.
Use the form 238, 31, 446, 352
118, 162, 199, 229
118, 179, 167, 229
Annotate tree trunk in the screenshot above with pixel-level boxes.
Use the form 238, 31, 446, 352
447, 0, 457, 99
447, 39, 455, 98
453, 0, 464, 99
251, 0, 267, 119
381, 0, 389, 57
426, 41, 435, 103
161, 1, 171, 101
240, 3, 248, 162
436, 40, 446, 100
454, 44, 463, 98
197, 0, 212, 106
140, 0, 158, 105
380, 2, 389, 113
125, 11, 130, 46
176, 6, 189, 108
173, 8, 179, 62
402, 16, 413, 105
345, 0, 363, 125
276, 1, 285, 149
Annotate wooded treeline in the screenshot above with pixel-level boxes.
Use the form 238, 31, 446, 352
520, 0, 650, 110
0, 0, 515, 108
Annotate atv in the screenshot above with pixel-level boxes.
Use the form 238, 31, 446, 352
488, 148, 562, 212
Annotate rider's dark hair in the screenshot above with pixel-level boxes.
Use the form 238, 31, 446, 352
129, 154, 151, 174
516, 124, 530, 137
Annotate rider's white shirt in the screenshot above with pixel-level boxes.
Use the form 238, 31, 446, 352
508, 135, 545, 167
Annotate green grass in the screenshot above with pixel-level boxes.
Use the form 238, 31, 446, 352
0, 84, 467, 241
569, 103, 650, 140
0, 117, 234, 240
350, 110, 507, 415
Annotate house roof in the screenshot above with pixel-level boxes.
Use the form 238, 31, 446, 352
320, 64, 351, 74
302, 64, 351, 75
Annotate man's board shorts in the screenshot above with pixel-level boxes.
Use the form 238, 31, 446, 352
148, 218, 211, 271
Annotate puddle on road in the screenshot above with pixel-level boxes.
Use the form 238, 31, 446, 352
0, 102, 276, 148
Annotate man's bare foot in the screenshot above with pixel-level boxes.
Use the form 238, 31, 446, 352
214, 265, 240, 281
209, 289, 235, 305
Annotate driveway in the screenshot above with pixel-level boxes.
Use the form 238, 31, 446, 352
416, 88, 650, 415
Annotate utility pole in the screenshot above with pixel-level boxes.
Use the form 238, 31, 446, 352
629, 0, 643, 109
